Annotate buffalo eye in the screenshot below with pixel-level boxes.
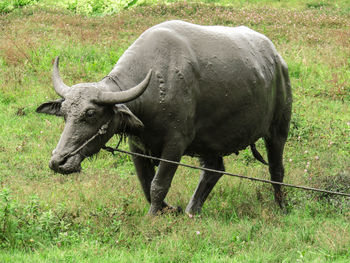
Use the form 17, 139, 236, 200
85, 109, 95, 118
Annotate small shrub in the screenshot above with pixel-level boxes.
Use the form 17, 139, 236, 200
0, 0, 38, 14
0, 188, 83, 249
306, 1, 330, 9
63, 0, 140, 15
316, 170, 350, 212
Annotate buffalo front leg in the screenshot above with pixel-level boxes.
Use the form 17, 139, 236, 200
185, 157, 224, 215
129, 142, 176, 211
148, 145, 184, 215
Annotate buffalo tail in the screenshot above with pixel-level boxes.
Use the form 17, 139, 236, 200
250, 144, 268, 165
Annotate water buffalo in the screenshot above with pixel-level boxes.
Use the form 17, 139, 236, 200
37, 20, 292, 215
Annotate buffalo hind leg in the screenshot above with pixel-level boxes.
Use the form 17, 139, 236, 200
265, 118, 290, 209
185, 157, 224, 215
129, 142, 178, 212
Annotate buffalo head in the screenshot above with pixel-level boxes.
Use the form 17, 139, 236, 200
37, 57, 152, 174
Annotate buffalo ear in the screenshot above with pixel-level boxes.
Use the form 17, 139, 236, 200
36, 99, 64, 116
113, 104, 144, 133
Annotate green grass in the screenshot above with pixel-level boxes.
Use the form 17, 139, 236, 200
0, 0, 349, 262
1, 0, 350, 15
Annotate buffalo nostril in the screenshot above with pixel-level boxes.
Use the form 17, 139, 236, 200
49, 155, 68, 171
58, 156, 68, 166
49, 159, 57, 170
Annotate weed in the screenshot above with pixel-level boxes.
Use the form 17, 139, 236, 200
315, 170, 350, 211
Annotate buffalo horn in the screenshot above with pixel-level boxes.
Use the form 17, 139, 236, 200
96, 69, 152, 104
52, 57, 70, 98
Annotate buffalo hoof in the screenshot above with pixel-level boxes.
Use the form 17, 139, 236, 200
275, 192, 288, 214
185, 207, 201, 216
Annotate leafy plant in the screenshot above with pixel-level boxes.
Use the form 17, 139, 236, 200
0, 0, 38, 13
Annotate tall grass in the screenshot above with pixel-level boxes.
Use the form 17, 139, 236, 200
1, 0, 350, 15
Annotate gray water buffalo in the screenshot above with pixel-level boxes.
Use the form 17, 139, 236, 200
37, 20, 292, 215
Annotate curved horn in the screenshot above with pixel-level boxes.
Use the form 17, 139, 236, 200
52, 57, 70, 98
96, 69, 152, 104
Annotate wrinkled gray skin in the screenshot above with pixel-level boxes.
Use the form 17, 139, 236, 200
37, 21, 292, 215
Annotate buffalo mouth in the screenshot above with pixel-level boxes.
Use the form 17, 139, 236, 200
49, 154, 83, 174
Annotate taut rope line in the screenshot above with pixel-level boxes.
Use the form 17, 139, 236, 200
70, 119, 350, 198
103, 147, 350, 198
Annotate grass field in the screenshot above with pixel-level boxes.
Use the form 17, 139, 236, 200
0, 0, 349, 262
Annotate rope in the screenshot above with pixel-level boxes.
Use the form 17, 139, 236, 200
63, 120, 111, 159
103, 147, 350, 198
73, 119, 349, 198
